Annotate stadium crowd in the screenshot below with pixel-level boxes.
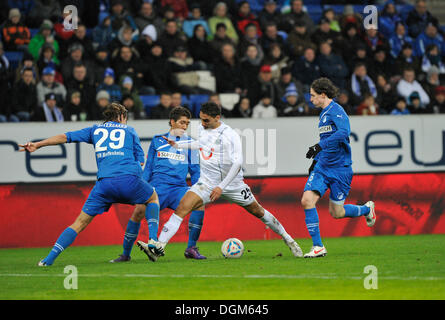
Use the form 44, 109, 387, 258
0, 0, 445, 122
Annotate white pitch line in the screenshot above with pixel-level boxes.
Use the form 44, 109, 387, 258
0, 274, 444, 281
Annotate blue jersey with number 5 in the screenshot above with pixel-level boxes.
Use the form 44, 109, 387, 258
65, 122, 145, 179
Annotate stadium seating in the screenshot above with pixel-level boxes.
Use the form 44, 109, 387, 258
140, 95, 160, 117
189, 94, 210, 117
219, 93, 240, 111
4, 51, 23, 69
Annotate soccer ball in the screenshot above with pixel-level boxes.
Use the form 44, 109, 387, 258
221, 238, 244, 258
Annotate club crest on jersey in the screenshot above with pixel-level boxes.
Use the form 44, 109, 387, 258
319, 125, 332, 134
322, 116, 327, 123
337, 192, 344, 200
157, 151, 185, 161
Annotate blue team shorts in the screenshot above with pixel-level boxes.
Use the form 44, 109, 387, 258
82, 175, 155, 216
156, 184, 190, 211
303, 166, 353, 204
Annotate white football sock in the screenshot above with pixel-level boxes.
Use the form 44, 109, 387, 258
158, 213, 183, 244
260, 209, 293, 243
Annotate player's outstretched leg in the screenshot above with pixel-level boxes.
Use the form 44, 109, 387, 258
38, 211, 93, 266
184, 209, 206, 260
301, 191, 327, 258
332, 200, 376, 227
243, 201, 303, 258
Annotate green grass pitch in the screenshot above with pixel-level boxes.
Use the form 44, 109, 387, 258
0, 235, 444, 300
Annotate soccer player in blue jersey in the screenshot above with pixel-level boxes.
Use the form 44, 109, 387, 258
19, 103, 161, 266
302, 78, 376, 258
110, 106, 206, 263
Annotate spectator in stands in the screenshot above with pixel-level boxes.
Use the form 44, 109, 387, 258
7, 1, 34, 26
292, 46, 320, 92
279, 0, 314, 34
120, 75, 144, 118
233, 1, 262, 37
92, 15, 114, 49
208, 93, 231, 117
349, 43, 371, 72
10, 67, 37, 122
248, 64, 280, 107
182, 3, 211, 39
92, 45, 110, 87
258, 0, 282, 30
339, 23, 365, 63
390, 97, 410, 115
61, 42, 95, 83
415, 23, 445, 58
356, 93, 379, 116
260, 22, 286, 56
395, 43, 421, 77
150, 92, 173, 119
27, 0, 61, 28
108, 24, 140, 56
214, 43, 243, 94
238, 23, 264, 63
36, 66, 66, 106
111, 45, 145, 91
348, 62, 377, 108
63, 91, 88, 121
134, 1, 164, 35
36, 42, 58, 77
421, 44, 445, 75
209, 22, 236, 58
187, 24, 214, 68
397, 67, 430, 108
142, 42, 171, 93
158, 18, 187, 57
53, 10, 74, 59
369, 45, 395, 81
362, 25, 389, 56
32, 92, 64, 122
97, 67, 122, 102
406, 0, 439, 39
428, 85, 445, 113
278, 81, 308, 117
379, 0, 402, 40
311, 18, 342, 54
337, 89, 353, 115
252, 92, 277, 118
287, 19, 314, 59
322, 8, 340, 33
208, 2, 239, 44
263, 43, 289, 82
241, 44, 262, 91
230, 95, 252, 118
2, 8, 31, 51
389, 22, 414, 59
15, 50, 39, 84
122, 93, 143, 119
65, 23, 95, 60
0, 42, 13, 104
317, 41, 348, 89
339, 4, 362, 32
91, 89, 110, 120
422, 65, 441, 99
275, 66, 303, 102
190, 0, 238, 19
161, 0, 189, 21
65, 63, 96, 115
28, 19, 60, 62
170, 91, 189, 111
375, 74, 398, 114
137, 24, 158, 57
408, 91, 427, 114
109, 0, 138, 38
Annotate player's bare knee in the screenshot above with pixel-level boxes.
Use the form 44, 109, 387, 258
301, 196, 315, 209
147, 190, 159, 204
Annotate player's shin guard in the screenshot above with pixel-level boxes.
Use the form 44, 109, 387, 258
187, 210, 204, 248
146, 202, 160, 241
158, 213, 183, 244
122, 220, 140, 257
344, 204, 370, 218
43, 227, 78, 265
304, 208, 323, 247
260, 210, 293, 243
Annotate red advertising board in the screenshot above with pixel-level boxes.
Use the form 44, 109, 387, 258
1, 173, 444, 248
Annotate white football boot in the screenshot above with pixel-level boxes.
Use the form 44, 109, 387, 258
284, 239, 303, 257
364, 201, 376, 227
303, 246, 327, 258
137, 240, 164, 262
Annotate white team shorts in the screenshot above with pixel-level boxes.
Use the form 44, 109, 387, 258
189, 180, 256, 207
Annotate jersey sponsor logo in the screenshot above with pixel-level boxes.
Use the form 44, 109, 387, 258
319, 125, 333, 134
199, 147, 214, 160
157, 151, 185, 161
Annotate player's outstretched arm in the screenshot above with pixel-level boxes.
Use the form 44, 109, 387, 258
162, 136, 200, 150
19, 134, 67, 153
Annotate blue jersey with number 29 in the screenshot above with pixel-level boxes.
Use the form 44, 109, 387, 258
65, 121, 145, 179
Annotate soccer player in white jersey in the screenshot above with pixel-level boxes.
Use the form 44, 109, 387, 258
137, 102, 303, 259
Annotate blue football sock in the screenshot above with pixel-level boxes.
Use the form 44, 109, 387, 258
43, 227, 77, 265
146, 202, 160, 241
187, 210, 204, 248
344, 204, 370, 218
304, 208, 323, 247
122, 219, 140, 257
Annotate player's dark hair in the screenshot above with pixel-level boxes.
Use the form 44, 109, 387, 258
311, 77, 339, 99
169, 106, 191, 126
200, 102, 221, 118
103, 102, 128, 123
